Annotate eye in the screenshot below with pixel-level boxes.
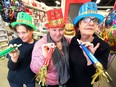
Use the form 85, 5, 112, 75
60, 28, 64, 31
52, 29, 56, 31
22, 32, 27, 34
93, 18, 99, 23
83, 17, 91, 22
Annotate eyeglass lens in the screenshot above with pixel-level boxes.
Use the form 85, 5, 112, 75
82, 17, 99, 23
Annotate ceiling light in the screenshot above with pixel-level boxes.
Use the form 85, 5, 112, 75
106, 9, 111, 12
96, 0, 101, 4
55, 1, 60, 5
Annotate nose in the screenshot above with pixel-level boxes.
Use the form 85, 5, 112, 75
56, 30, 60, 36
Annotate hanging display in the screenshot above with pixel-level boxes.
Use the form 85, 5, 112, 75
0, 0, 25, 23
101, 2, 116, 53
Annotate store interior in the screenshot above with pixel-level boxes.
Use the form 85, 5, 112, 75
0, 0, 116, 87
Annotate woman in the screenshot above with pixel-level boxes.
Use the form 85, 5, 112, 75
30, 8, 71, 87
7, 12, 36, 87
67, 2, 110, 87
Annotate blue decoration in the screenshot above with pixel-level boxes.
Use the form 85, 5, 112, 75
80, 43, 98, 64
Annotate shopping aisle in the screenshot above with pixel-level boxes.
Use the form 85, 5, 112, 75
0, 58, 9, 87
0, 58, 40, 87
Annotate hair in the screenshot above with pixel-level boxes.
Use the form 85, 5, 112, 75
10, 24, 34, 31
74, 18, 83, 29
74, 19, 83, 38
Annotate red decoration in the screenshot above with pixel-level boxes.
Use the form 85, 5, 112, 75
32, 1, 37, 7
113, 1, 116, 10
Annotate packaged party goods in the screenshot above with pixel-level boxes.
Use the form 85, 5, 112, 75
104, 2, 116, 52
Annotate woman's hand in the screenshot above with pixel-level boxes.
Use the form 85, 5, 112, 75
9, 44, 20, 63
81, 41, 100, 54
77, 39, 100, 66
42, 43, 56, 58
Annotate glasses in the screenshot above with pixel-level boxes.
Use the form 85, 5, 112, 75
82, 17, 99, 24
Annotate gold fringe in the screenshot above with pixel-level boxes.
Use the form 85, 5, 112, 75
91, 62, 112, 84
36, 65, 48, 86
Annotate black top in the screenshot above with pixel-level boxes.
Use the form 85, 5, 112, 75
67, 35, 110, 87
7, 38, 37, 84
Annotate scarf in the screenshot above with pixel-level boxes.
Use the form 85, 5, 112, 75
47, 32, 70, 85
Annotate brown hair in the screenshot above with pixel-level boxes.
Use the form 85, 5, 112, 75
10, 24, 34, 32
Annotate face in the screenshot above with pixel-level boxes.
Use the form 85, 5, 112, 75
78, 17, 99, 36
48, 27, 65, 43
16, 25, 33, 43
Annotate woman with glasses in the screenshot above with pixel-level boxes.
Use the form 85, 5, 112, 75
66, 2, 110, 87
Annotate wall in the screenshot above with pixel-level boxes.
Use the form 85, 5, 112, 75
64, 0, 91, 22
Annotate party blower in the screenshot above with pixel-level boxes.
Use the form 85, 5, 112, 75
35, 43, 55, 86
0, 44, 22, 58
79, 42, 112, 84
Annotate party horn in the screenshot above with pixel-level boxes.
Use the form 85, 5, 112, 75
35, 43, 55, 86
36, 48, 53, 86
80, 43, 112, 84
0, 44, 22, 58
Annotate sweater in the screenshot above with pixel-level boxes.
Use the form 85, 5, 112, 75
7, 38, 36, 84
67, 35, 110, 87
30, 35, 71, 85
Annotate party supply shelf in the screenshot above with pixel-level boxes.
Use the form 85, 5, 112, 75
0, 27, 9, 50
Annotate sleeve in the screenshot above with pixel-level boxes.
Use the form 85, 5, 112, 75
6, 39, 20, 70
7, 59, 19, 70
96, 44, 110, 70
30, 40, 46, 74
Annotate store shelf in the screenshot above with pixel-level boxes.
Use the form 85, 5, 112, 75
24, 4, 47, 12
0, 29, 6, 30
0, 44, 8, 49
0, 39, 8, 42
24, 4, 48, 37
0, 28, 9, 50
0, 34, 7, 37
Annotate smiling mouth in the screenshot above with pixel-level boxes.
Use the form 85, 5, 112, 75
22, 39, 26, 41
86, 28, 93, 30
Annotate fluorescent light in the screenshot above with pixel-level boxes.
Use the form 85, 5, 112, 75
106, 9, 110, 12
98, 6, 113, 8
55, 1, 60, 5
96, 0, 101, 4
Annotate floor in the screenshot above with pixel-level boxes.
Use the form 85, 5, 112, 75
0, 58, 9, 87
0, 55, 115, 87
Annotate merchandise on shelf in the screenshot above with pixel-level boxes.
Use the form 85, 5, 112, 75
0, 0, 25, 23
0, 15, 9, 53
0, 26, 9, 51
64, 23, 75, 37
100, 2, 116, 53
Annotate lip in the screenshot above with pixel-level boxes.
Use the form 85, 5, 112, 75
86, 28, 93, 30
22, 38, 26, 41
